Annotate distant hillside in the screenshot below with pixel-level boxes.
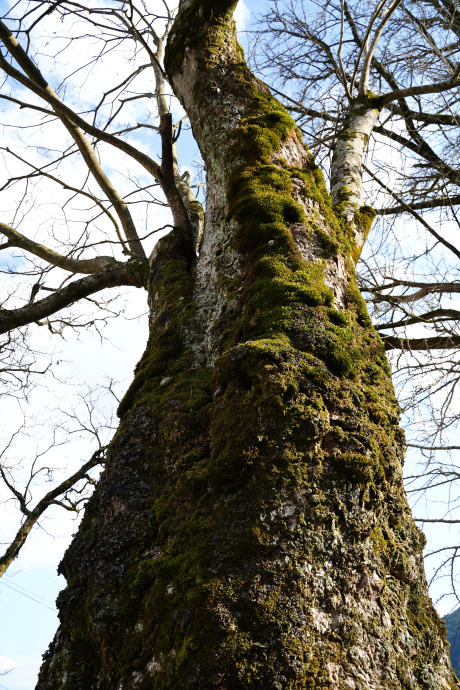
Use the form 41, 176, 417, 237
443, 608, 460, 678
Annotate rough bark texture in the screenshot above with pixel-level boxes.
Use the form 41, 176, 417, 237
36, 2, 458, 688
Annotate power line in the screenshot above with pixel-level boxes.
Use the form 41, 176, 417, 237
4, 578, 55, 606
0, 580, 56, 612
28, 568, 62, 584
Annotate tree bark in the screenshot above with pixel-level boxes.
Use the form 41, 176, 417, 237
330, 101, 378, 261
36, 2, 458, 688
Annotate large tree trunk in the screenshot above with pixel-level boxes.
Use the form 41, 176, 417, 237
36, 2, 457, 688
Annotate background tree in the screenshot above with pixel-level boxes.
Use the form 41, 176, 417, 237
0, 0, 459, 687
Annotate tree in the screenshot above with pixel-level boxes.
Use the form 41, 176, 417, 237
0, 0, 459, 687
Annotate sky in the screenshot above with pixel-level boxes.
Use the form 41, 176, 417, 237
0, 0, 459, 688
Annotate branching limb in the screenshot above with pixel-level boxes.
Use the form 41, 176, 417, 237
378, 75, 460, 108
158, 113, 193, 238
0, 446, 105, 577
0, 20, 146, 259
2, 147, 128, 253
363, 164, 460, 260
338, 0, 352, 99
150, 30, 204, 249
413, 518, 460, 523
378, 194, 460, 215
376, 308, 460, 330
365, 278, 460, 304
0, 92, 54, 115
0, 260, 148, 334
359, 0, 403, 94
383, 334, 460, 350
387, 106, 460, 127
373, 123, 460, 187
0, 47, 194, 240
0, 222, 122, 274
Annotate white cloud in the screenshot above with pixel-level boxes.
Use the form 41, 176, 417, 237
234, 0, 251, 32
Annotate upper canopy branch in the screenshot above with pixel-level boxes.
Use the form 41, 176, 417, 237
377, 75, 460, 108
358, 0, 403, 95
0, 45, 161, 183
383, 334, 460, 350
386, 106, 460, 127
1, 146, 128, 252
367, 279, 460, 304
0, 20, 193, 241
363, 164, 460, 261
377, 194, 460, 215
0, 19, 146, 259
376, 308, 460, 330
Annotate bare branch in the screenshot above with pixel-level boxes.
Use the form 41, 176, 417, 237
0, 260, 148, 334
0, 20, 147, 258
383, 334, 460, 350
363, 164, 460, 260
359, 0, 403, 94
379, 75, 460, 108
0, 446, 105, 577
0, 222, 122, 274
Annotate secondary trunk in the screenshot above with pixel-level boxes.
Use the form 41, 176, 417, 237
330, 101, 380, 262
37, 2, 457, 688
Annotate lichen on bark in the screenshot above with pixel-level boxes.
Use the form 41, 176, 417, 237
36, 2, 458, 689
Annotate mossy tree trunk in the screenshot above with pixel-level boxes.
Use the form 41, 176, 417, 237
36, 2, 458, 688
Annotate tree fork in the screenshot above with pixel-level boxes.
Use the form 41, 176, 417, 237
36, 1, 458, 688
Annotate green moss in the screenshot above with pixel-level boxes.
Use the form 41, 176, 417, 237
331, 184, 353, 216
352, 205, 377, 262
232, 110, 298, 164
346, 270, 374, 327
327, 308, 349, 327
117, 228, 196, 417
314, 225, 340, 255
370, 526, 388, 551
164, 0, 239, 76
333, 450, 385, 484
217, 86, 369, 378
127, 258, 150, 288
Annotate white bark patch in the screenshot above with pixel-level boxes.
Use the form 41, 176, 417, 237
289, 219, 348, 310
328, 663, 340, 684
282, 144, 349, 307
130, 672, 143, 686
147, 657, 163, 675
277, 132, 311, 168
324, 254, 348, 310
290, 223, 323, 263
311, 607, 331, 633
192, 175, 245, 366
331, 107, 379, 220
